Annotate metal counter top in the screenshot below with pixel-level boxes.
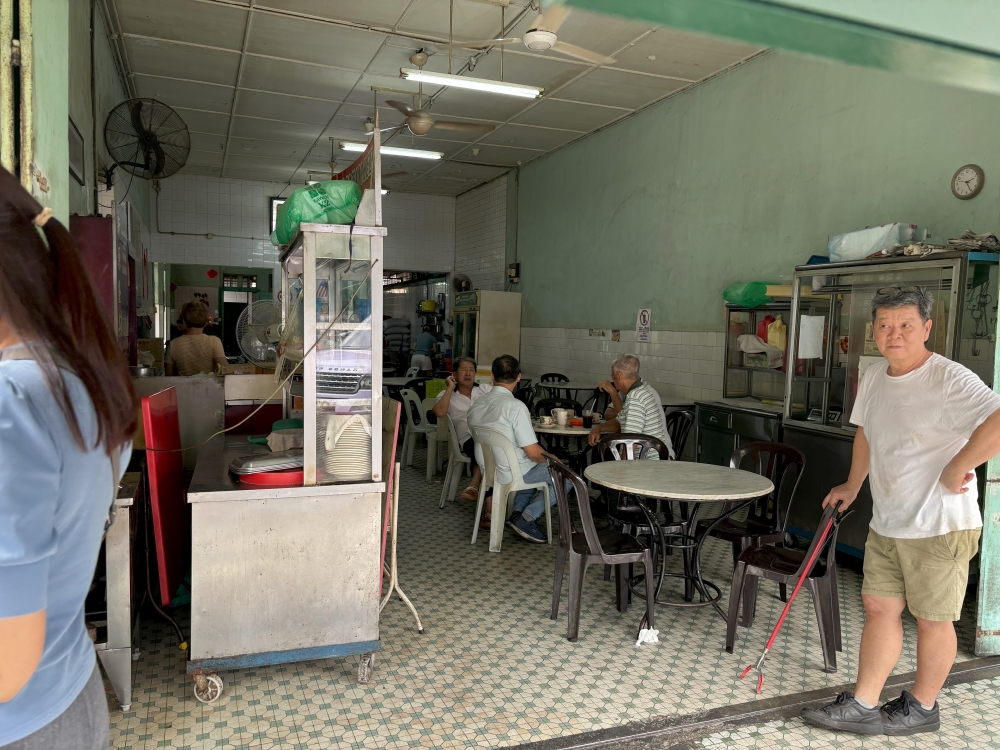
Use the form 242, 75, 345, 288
187, 435, 384, 503
695, 397, 785, 416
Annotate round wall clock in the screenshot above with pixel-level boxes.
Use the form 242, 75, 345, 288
952, 164, 984, 200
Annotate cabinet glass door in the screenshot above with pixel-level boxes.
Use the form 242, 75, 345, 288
453, 313, 466, 358
466, 311, 478, 360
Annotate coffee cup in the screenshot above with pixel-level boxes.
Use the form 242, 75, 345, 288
553, 408, 568, 426
538, 415, 554, 426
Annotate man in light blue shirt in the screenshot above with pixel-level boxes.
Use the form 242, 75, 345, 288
467, 354, 558, 543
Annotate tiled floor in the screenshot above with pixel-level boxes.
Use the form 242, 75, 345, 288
698, 676, 1000, 748
108, 444, 988, 749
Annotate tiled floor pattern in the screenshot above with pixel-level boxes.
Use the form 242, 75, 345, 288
108, 444, 985, 749
698, 676, 1000, 749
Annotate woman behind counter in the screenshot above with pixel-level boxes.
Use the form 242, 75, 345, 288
0, 166, 136, 749
164, 300, 228, 376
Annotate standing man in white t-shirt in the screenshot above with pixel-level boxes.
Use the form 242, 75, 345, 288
802, 285, 1000, 737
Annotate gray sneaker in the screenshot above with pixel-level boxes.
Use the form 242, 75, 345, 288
800, 691, 883, 735
881, 691, 940, 735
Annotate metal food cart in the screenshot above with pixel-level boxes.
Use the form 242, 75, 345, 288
781, 251, 998, 553
183, 133, 386, 702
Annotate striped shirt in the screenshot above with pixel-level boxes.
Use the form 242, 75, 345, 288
618, 380, 674, 459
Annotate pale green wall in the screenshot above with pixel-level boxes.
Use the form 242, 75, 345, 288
67, 0, 150, 223
516, 51, 1000, 331
30, 0, 68, 221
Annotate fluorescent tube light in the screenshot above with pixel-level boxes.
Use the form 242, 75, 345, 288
340, 141, 443, 160
381, 189, 389, 195
400, 68, 542, 99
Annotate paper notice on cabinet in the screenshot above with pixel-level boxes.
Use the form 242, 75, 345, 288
798, 316, 825, 359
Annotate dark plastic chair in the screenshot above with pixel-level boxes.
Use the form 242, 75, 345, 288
696, 442, 805, 605
540, 372, 570, 399
532, 397, 583, 417
597, 433, 694, 600
725, 504, 850, 673
582, 388, 610, 416
549, 459, 654, 642
664, 409, 694, 458
513, 385, 535, 410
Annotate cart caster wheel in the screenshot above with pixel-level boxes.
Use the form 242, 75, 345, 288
193, 674, 224, 704
357, 653, 375, 685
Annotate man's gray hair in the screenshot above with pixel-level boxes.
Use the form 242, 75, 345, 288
611, 353, 640, 380
870, 284, 933, 323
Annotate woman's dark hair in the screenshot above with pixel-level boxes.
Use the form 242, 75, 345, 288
180, 300, 209, 328
0, 166, 136, 454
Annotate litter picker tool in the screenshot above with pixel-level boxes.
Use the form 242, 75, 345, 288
739, 502, 846, 694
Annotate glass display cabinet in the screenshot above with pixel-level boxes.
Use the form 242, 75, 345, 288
278, 224, 385, 485
723, 302, 792, 402
783, 251, 997, 435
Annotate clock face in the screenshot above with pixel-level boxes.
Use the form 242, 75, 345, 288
952, 164, 984, 199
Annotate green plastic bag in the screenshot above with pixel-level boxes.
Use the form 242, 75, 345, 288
270, 180, 363, 245
722, 282, 771, 308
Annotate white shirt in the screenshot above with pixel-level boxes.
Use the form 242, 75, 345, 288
850, 353, 1000, 538
435, 383, 493, 445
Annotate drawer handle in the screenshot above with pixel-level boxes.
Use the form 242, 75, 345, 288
709, 415, 718, 423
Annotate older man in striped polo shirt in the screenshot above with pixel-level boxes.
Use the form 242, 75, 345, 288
587, 354, 674, 459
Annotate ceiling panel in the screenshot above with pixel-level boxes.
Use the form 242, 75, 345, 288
481, 123, 582, 150
396, 0, 530, 45
429, 161, 508, 181
225, 166, 296, 182
446, 142, 543, 166
125, 37, 240, 86
259, 0, 414, 27
246, 13, 384, 69
367, 43, 474, 79
133, 75, 234, 113
556, 67, 686, 109
190, 132, 226, 152
612, 28, 763, 79
115, 0, 248, 49
187, 149, 224, 167
511, 97, 627, 131
235, 90, 338, 125
241, 56, 361, 101
180, 164, 223, 177
377, 134, 470, 158
228, 138, 316, 161
230, 116, 323, 144
174, 108, 231, 135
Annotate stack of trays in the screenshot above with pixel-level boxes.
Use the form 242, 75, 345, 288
229, 448, 304, 475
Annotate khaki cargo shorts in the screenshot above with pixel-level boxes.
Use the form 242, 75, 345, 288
862, 528, 981, 622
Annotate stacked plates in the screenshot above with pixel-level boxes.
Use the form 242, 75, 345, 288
322, 414, 372, 482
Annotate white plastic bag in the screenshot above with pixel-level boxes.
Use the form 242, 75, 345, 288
737, 335, 783, 369
828, 223, 933, 262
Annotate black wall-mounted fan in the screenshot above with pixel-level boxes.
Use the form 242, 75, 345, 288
104, 98, 190, 179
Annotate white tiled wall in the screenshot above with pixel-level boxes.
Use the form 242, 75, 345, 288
520, 327, 727, 401
152, 176, 458, 274
383, 192, 455, 272
455, 177, 506, 291
150, 174, 280, 268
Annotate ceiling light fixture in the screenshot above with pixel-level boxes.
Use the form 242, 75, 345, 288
340, 141, 443, 160
400, 68, 542, 99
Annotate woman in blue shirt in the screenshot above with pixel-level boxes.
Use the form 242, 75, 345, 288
0, 167, 137, 749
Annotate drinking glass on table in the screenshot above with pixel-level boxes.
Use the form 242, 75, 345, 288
582, 408, 593, 428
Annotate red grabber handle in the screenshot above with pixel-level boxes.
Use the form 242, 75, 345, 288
739, 665, 753, 679
762, 514, 836, 651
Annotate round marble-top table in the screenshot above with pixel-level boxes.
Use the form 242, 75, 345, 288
532, 420, 594, 436
584, 461, 773, 615
584, 461, 773, 501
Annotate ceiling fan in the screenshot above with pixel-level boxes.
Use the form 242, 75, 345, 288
434, 2, 616, 67
386, 53, 496, 137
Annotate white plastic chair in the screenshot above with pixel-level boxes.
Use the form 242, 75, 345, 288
405, 366, 419, 377
439, 414, 472, 508
400, 389, 445, 481
470, 426, 552, 552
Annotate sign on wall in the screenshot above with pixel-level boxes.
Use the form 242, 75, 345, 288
636, 308, 651, 343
